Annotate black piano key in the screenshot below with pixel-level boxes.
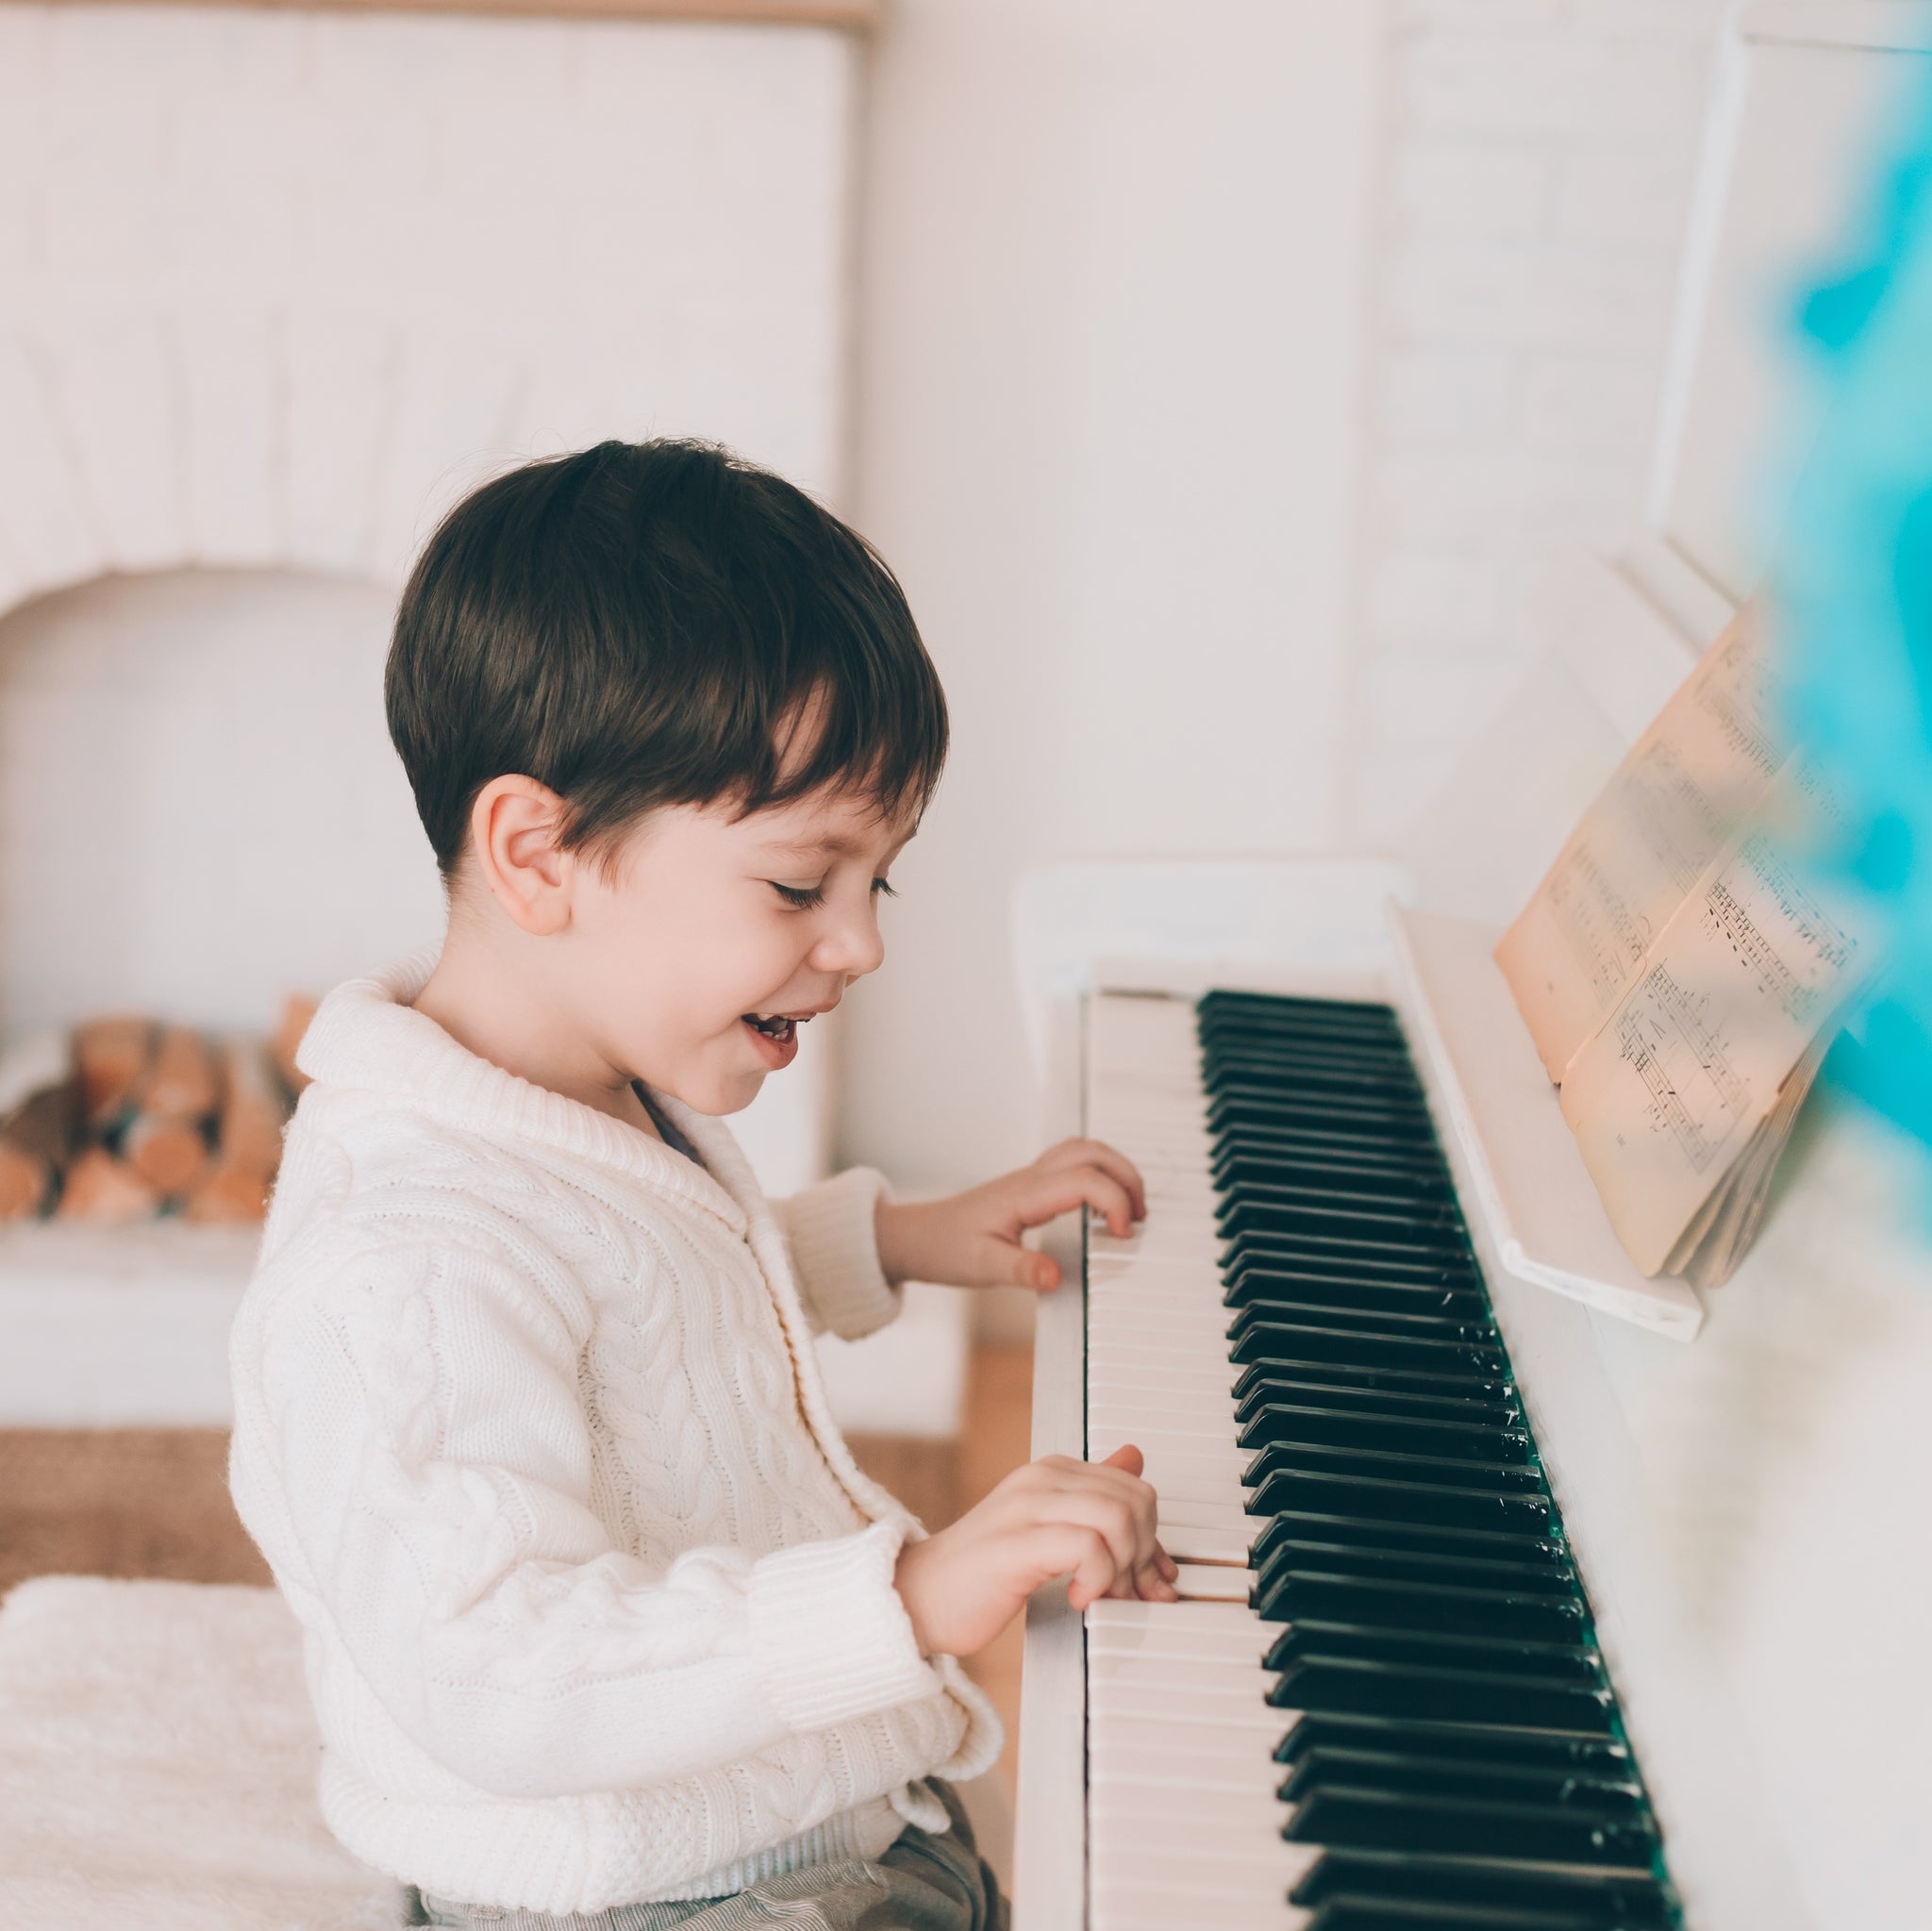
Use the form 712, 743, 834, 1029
1246, 1467, 1555, 1537
1204, 1060, 1431, 1099
1291, 1851, 1674, 1929
1229, 1319, 1506, 1376
1227, 1277, 1491, 1323
1218, 1191, 1466, 1238
1208, 1094, 1439, 1140
1240, 1402, 1532, 1464
1204, 1046, 1424, 1091
1228, 1301, 1500, 1347
1251, 1539, 1577, 1601
1202, 1028, 1416, 1066
1197, 987, 1403, 1029
1234, 1372, 1518, 1426
1243, 1441, 1545, 1497
1276, 1712, 1633, 1775
1248, 1509, 1573, 1573
1215, 1157, 1457, 1201
1287, 1784, 1655, 1866
1270, 1656, 1616, 1733
1218, 1206, 1470, 1252
1213, 1127, 1451, 1180
1255, 1573, 1590, 1644
1304, 1897, 1624, 1931
1224, 1230, 1483, 1279
1281, 1746, 1645, 1815
1266, 1623, 1604, 1688
1227, 1251, 1485, 1294
1157, 987, 1675, 1922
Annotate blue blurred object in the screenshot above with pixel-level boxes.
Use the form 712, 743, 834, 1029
1774, 71, 1932, 1159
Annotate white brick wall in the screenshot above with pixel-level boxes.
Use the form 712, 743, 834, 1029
1352, 0, 1730, 842
0, 4, 858, 605
0, 3, 860, 1209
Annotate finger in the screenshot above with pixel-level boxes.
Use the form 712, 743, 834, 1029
1040, 1489, 1144, 1595
1156, 1545, 1179, 1583
1057, 1526, 1121, 1613
1035, 1139, 1147, 1221
1099, 1443, 1144, 1478
1027, 1158, 1128, 1236
1008, 1166, 1138, 1240
991, 1238, 1059, 1293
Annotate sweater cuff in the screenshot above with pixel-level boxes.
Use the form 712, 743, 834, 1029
777, 1166, 903, 1341
745, 1521, 939, 1731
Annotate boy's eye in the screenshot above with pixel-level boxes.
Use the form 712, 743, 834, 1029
872, 878, 897, 899
770, 881, 826, 909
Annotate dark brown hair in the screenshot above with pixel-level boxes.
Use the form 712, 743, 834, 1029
386, 439, 948, 883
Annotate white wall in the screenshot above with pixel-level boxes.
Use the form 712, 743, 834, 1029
841, 0, 1388, 1192
1352, 0, 1731, 843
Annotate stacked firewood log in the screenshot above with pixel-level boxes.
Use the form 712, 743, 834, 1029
0, 995, 318, 1227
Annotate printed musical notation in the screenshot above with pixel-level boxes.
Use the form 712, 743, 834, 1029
1499, 608, 1871, 1284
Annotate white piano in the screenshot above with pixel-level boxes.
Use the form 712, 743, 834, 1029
1009, 10, 1932, 1929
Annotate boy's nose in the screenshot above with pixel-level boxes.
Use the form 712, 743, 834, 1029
814, 913, 884, 979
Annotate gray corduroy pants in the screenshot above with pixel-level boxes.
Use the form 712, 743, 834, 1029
402, 1782, 1007, 1931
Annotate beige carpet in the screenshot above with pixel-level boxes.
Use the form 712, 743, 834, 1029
0, 1340, 1032, 1787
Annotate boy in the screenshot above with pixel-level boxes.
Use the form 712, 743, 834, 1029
228, 439, 1173, 1929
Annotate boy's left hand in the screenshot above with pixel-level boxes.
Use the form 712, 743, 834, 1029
874, 1139, 1147, 1292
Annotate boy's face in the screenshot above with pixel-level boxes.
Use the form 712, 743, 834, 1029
563, 782, 915, 1117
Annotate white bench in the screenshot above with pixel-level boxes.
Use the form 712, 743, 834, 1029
0, 1575, 399, 1931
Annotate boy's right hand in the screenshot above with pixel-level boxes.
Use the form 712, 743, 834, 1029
892, 1444, 1179, 1658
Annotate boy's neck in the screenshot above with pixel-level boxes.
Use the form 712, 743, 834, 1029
408, 929, 662, 1140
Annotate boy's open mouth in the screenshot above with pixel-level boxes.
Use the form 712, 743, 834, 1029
741, 1012, 808, 1043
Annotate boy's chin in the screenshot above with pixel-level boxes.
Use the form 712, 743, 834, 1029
670, 1067, 768, 1118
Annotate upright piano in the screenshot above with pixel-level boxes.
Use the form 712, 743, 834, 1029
1008, 12, 1932, 1928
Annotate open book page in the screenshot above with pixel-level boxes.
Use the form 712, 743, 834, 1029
1556, 770, 1867, 1275
1495, 610, 1785, 1082
1669, 1034, 1828, 1287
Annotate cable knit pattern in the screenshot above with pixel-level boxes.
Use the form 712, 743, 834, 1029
226, 947, 1001, 1915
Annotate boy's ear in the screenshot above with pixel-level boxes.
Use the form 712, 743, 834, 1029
470, 776, 575, 936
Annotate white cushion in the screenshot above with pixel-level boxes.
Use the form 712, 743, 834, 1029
0, 1575, 399, 1930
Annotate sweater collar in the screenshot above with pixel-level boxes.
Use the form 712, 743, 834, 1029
296, 945, 756, 1235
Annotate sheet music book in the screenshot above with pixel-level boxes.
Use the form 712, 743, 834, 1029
1495, 609, 1868, 1286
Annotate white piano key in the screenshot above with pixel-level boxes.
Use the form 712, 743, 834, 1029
1089, 1340, 1238, 1380
1138, 1473, 1254, 1514
1091, 1223, 1224, 1258
1089, 1680, 1285, 1734
1087, 1637, 1274, 1672
1143, 1522, 1252, 1568
1089, 1435, 1252, 1482
1086, 1369, 1238, 1404
1088, 1709, 1284, 1763
1092, 1839, 1320, 1890
1088, 1255, 1224, 1288
1086, 1596, 1278, 1640
1092, 1888, 1307, 1931
1089, 1406, 1237, 1442
1154, 1497, 1253, 1533
1091, 1762, 1286, 1805
1088, 1392, 1240, 1430
1090, 1649, 1277, 1692
1092, 1789, 1292, 1842
1170, 1560, 1256, 1599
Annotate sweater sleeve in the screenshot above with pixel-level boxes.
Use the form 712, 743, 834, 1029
773, 1166, 903, 1341
252, 1234, 939, 1801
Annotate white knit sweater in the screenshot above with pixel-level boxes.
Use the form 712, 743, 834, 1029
227, 948, 1001, 1914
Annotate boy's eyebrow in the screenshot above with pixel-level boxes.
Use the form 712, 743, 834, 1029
759, 831, 909, 860
760, 836, 861, 857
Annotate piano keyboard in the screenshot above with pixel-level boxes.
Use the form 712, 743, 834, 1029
1082, 988, 1681, 1931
